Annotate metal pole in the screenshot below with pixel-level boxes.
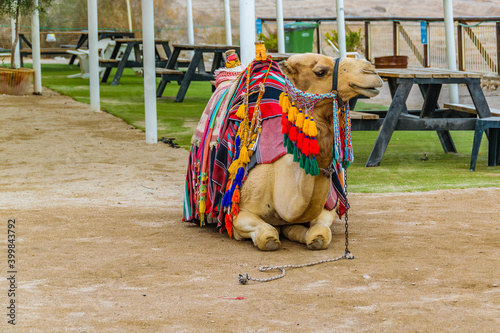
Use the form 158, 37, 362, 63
142, 0, 157, 144
364, 21, 370, 61
276, 0, 285, 53
11, 18, 20, 68
88, 0, 100, 112
224, 0, 232, 45
186, 0, 194, 44
443, 0, 459, 103
31, 0, 42, 94
239, 0, 256, 65
126, 0, 133, 32
336, 0, 346, 58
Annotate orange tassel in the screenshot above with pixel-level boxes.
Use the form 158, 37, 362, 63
232, 187, 241, 203
231, 204, 240, 216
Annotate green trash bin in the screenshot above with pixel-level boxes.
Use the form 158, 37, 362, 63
284, 22, 318, 53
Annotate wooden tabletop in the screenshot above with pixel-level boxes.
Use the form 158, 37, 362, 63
268, 53, 296, 61
171, 43, 240, 50
114, 38, 170, 43
376, 67, 482, 79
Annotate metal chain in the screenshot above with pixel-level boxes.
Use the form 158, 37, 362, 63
344, 168, 350, 256
238, 167, 354, 285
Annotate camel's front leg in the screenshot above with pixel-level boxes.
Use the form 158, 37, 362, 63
232, 211, 281, 251
282, 209, 335, 250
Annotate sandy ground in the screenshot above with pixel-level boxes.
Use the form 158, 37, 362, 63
0, 87, 499, 332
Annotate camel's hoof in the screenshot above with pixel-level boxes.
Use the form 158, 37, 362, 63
261, 237, 280, 251
307, 235, 327, 250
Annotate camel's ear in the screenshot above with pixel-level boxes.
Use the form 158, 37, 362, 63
278, 60, 296, 78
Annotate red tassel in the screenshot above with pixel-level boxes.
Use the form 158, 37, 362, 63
289, 125, 298, 142
297, 131, 305, 150
281, 114, 291, 135
225, 213, 233, 238
310, 137, 320, 155
302, 137, 311, 155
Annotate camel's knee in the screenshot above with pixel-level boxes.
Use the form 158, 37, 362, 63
232, 211, 281, 251
305, 222, 332, 250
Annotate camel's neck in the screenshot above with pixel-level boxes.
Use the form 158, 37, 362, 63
313, 100, 335, 169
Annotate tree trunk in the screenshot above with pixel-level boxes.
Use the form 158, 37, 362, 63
10, 6, 20, 69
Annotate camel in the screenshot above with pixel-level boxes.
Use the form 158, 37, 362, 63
231, 53, 383, 251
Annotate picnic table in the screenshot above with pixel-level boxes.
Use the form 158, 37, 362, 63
155, 43, 240, 102
18, 31, 134, 67
351, 67, 495, 167
100, 38, 171, 86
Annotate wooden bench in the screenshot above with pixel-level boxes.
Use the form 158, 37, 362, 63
20, 48, 73, 55
444, 103, 500, 117
350, 111, 379, 120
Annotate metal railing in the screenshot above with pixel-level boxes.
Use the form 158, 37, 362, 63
259, 16, 500, 76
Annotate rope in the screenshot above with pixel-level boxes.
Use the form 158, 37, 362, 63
238, 252, 354, 284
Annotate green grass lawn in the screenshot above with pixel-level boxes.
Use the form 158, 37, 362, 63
40, 63, 500, 193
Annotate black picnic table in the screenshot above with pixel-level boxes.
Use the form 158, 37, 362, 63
351, 67, 493, 167
18, 30, 135, 67
155, 43, 240, 102
100, 38, 171, 86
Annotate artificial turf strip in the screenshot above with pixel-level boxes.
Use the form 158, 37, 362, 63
40, 63, 500, 193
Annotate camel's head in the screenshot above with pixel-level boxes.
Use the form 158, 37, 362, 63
279, 53, 383, 102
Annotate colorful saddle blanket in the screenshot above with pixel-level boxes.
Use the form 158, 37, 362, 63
183, 58, 348, 233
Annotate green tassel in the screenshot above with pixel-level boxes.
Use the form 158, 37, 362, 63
299, 152, 306, 169
311, 157, 319, 176
304, 156, 311, 175
293, 145, 300, 162
287, 137, 294, 155
283, 134, 288, 148
342, 160, 351, 169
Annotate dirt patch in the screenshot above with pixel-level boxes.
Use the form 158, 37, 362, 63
0, 88, 499, 332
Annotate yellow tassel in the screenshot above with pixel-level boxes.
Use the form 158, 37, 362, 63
239, 146, 250, 164
236, 104, 246, 119
296, 110, 305, 129
281, 96, 290, 114
288, 105, 298, 123
279, 92, 285, 106
303, 116, 310, 136
309, 118, 318, 137
228, 159, 240, 176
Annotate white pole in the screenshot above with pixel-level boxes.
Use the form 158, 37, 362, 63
443, 0, 459, 103
126, 0, 133, 32
11, 18, 20, 68
186, 0, 194, 44
239, 0, 256, 65
276, 0, 285, 53
88, 0, 100, 112
224, 0, 232, 45
142, 0, 157, 144
31, 0, 42, 95
336, 0, 347, 58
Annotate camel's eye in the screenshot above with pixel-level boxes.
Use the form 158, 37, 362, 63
312, 65, 329, 78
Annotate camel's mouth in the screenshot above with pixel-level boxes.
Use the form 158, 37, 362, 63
349, 83, 381, 97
